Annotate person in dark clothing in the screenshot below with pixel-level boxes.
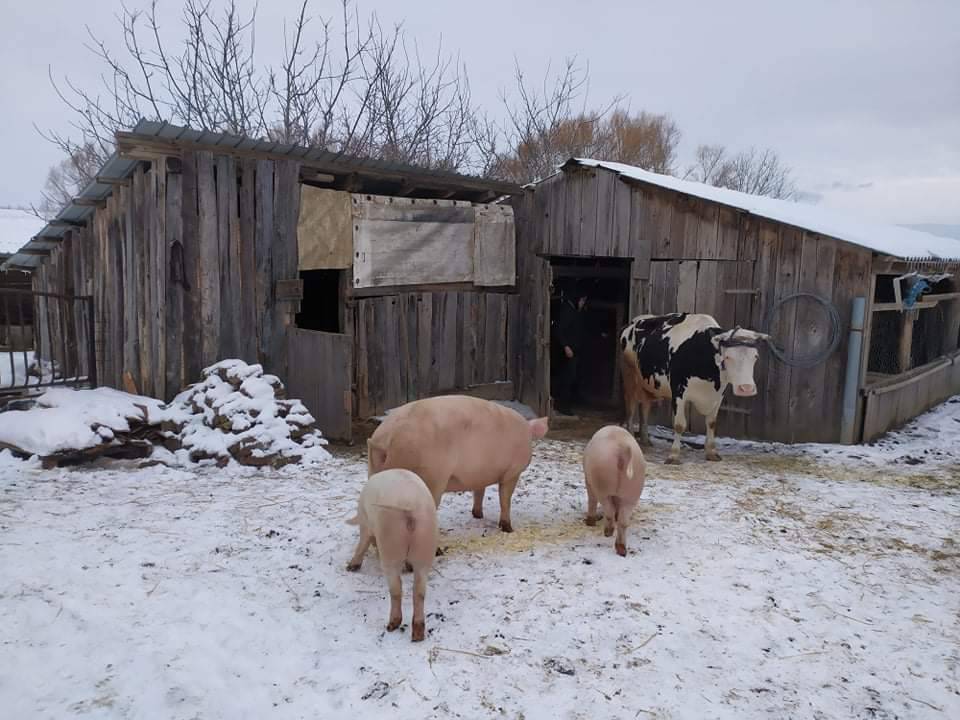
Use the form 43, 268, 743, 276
552, 288, 588, 415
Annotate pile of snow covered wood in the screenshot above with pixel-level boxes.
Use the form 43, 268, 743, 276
0, 360, 330, 469
157, 360, 329, 468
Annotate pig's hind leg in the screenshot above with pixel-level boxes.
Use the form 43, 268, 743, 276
614, 500, 635, 557
385, 568, 403, 631
497, 472, 521, 533
346, 526, 373, 571
601, 497, 617, 538
585, 483, 599, 526
411, 568, 428, 642
472, 488, 485, 519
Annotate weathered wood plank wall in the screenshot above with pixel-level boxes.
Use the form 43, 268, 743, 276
511, 164, 876, 443
32, 152, 302, 401
352, 290, 515, 417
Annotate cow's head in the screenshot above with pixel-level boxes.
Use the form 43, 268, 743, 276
711, 327, 770, 397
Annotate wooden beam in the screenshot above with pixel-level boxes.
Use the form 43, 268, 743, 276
348, 282, 518, 298
898, 309, 916, 372
47, 219, 87, 228
872, 300, 938, 311
3, 264, 35, 272
300, 168, 335, 183
18, 248, 52, 256
115, 131, 521, 197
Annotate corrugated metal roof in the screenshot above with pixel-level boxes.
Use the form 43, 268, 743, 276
3, 118, 521, 271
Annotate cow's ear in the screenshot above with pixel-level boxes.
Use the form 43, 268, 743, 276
710, 332, 728, 351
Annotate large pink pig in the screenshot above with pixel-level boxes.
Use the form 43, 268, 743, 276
367, 395, 549, 532
346, 468, 438, 642
583, 425, 647, 556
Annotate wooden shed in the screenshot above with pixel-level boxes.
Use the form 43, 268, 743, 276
511, 159, 960, 443
3, 120, 521, 441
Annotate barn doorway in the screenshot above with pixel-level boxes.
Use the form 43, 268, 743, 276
548, 257, 631, 417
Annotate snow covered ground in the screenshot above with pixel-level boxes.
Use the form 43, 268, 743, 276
1, 399, 959, 719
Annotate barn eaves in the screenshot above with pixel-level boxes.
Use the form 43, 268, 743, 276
4, 119, 521, 271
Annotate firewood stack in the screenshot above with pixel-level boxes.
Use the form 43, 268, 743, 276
158, 360, 328, 468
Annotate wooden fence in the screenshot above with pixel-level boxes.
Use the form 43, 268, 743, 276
862, 349, 960, 441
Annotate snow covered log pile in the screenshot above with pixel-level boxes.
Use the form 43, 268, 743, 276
0, 387, 166, 468
0, 360, 330, 468
157, 360, 329, 468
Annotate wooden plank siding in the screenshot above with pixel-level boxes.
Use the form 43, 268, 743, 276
350, 290, 515, 417
27, 151, 304, 403
507, 165, 890, 443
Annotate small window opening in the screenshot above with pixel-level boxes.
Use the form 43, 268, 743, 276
295, 269, 342, 333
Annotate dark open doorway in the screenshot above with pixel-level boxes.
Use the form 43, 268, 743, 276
549, 257, 631, 416
295, 269, 343, 333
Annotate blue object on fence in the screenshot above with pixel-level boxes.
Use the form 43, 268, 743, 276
903, 279, 930, 308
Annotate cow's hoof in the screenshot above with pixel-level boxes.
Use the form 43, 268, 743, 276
585, 515, 598, 527
346, 562, 361, 572
706, 453, 722, 462
615, 542, 627, 557
664, 456, 680, 465
499, 520, 514, 533
387, 618, 402, 632
411, 621, 426, 642
472, 509, 483, 519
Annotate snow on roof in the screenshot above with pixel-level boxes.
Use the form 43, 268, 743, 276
0, 207, 46, 255
567, 159, 960, 262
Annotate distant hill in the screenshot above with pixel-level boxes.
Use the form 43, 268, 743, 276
902, 224, 960, 241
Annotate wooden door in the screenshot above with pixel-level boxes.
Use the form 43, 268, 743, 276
286, 328, 352, 442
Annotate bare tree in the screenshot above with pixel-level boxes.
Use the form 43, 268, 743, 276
596, 110, 681, 175
684, 144, 727, 185
485, 60, 685, 184
43, 0, 479, 208
37, 143, 102, 219
484, 58, 609, 183
685, 144, 796, 199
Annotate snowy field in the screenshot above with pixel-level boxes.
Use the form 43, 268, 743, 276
2, 400, 959, 719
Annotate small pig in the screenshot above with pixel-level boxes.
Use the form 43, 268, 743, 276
346, 469, 438, 642
367, 395, 549, 532
583, 425, 647, 557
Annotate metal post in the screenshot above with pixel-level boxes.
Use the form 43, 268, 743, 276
840, 297, 867, 444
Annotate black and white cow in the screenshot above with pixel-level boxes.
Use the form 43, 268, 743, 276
619, 313, 769, 464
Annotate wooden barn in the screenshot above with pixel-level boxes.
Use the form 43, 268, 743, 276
6, 125, 960, 445
510, 159, 960, 443
3, 120, 521, 441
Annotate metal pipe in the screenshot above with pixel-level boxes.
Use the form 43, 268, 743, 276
840, 297, 867, 444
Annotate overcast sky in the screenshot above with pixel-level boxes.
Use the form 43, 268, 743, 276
1, 0, 957, 226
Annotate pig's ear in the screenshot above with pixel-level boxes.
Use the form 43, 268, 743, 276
528, 416, 549, 439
